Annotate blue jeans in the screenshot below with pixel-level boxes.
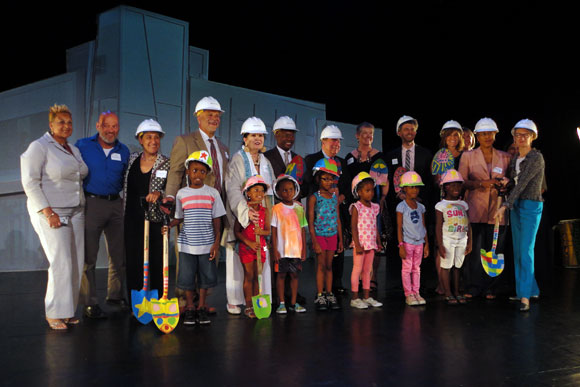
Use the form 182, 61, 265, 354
510, 199, 543, 299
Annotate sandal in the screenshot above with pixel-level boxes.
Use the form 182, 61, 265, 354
47, 319, 68, 331
244, 307, 256, 319
485, 294, 496, 300
463, 293, 473, 299
456, 295, 467, 304
64, 317, 80, 325
445, 296, 458, 305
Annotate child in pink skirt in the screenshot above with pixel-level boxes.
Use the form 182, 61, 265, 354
350, 172, 383, 309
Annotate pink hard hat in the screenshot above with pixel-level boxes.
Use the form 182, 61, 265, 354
399, 171, 424, 187
242, 175, 270, 199
439, 169, 464, 186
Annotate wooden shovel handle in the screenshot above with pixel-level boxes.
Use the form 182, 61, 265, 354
143, 219, 150, 291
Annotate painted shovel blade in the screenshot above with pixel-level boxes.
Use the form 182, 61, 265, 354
252, 294, 271, 319
480, 249, 505, 277
131, 288, 159, 325
150, 297, 180, 334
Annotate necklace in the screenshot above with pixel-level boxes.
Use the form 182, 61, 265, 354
356, 148, 372, 163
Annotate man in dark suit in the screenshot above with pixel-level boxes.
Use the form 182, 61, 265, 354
264, 116, 299, 178
304, 125, 351, 307
385, 115, 434, 291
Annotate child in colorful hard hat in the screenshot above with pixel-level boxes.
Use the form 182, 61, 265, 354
233, 175, 271, 318
164, 150, 226, 325
349, 172, 383, 309
435, 169, 472, 305
396, 171, 429, 306
271, 174, 308, 314
307, 158, 344, 311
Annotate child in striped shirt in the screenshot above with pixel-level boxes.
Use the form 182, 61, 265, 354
168, 151, 225, 325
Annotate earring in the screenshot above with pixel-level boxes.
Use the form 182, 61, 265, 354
260, 146, 267, 153
243, 145, 250, 152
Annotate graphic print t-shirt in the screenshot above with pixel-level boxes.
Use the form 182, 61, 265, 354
435, 199, 469, 240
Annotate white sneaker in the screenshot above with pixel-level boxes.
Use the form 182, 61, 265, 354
226, 304, 241, 315
415, 294, 426, 305
406, 295, 419, 306
363, 297, 383, 308
350, 298, 369, 309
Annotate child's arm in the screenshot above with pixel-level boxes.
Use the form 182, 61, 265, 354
336, 200, 343, 253
255, 208, 271, 236
397, 211, 406, 259
307, 194, 322, 255
234, 219, 259, 251
210, 217, 222, 261
422, 211, 429, 258
375, 216, 382, 252
350, 206, 363, 255
271, 225, 280, 263
435, 210, 445, 258
162, 218, 182, 235
465, 222, 473, 255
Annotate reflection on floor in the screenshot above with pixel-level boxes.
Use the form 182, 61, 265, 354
1, 255, 580, 386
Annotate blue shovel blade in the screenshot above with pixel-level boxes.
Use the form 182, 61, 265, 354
131, 288, 159, 325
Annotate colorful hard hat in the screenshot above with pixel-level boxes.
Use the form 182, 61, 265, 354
369, 158, 389, 186
312, 158, 340, 177
194, 96, 224, 114
273, 174, 300, 200
242, 175, 270, 199
273, 116, 298, 132
512, 118, 538, 138
396, 115, 418, 134
440, 120, 463, 136
135, 119, 165, 138
439, 168, 464, 186
474, 117, 499, 133
399, 171, 424, 187
241, 117, 268, 135
184, 150, 213, 171
351, 172, 376, 199
320, 125, 343, 140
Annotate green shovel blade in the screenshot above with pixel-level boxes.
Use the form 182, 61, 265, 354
252, 294, 271, 319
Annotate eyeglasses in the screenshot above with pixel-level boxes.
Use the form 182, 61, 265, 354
514, 132, 532, 139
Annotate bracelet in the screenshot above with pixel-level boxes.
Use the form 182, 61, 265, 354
398, 242, 404, 247
46, 212, 56, 219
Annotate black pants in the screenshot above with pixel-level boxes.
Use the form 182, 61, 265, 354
463, 223, 507, 297
124, 217, 163, 295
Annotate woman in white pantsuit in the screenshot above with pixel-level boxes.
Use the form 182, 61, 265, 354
20, 104, 88, 330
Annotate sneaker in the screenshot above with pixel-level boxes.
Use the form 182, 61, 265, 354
326, 293, 341, 310
363, 297, 383, 308
415, 294, 426, 305
350, 298, 369, 309
197, 307, 211, 325
290, 303, 307, 313
406, 295, 419, 306
84, 305, 107, 319
314, 294, 328, 311
226, 304, 241, 315
183, 308, 197, 325
276, 303, 288, 314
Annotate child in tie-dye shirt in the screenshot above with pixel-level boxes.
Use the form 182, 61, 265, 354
271, 175, 308, 314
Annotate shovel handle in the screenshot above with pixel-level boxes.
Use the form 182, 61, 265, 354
491, 196, 502, 254
143, 219, 150, 291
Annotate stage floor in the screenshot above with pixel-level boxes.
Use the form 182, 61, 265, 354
2, 256, 580, 386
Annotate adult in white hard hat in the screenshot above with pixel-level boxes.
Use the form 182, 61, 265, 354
21, 104, 89, 329
264, 116, 301, 178
303, 124, 351, 296
438, 120, 466, 170
164, 96, 230, 315
458, 117, 511, 300
123, 119, 170, 303
223, 117, 275, 315
495, 119, 545, 312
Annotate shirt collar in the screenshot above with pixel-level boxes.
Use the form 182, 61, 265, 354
199, 128, 214, 142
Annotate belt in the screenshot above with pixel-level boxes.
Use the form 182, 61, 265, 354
85, 191, 120, 201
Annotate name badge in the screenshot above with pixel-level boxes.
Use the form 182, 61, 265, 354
156, 170, 167, 178
492, 167, 503, 174
111, 153, 122, 161
347, 157, 354, 165
392, 159, 398, 165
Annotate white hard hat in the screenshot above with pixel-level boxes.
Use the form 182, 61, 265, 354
474, 117, 499, 133
273, 116, 298, 132
320, 125, 343, 140
135, 119, 165, 138
440, 120, 463, 136
512, 119, 538, 138
194, 96, 224, 114
240, 117, 268, 135
396, 115, 418, 134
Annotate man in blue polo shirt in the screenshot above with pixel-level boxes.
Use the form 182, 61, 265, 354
76, 111, 130, 319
